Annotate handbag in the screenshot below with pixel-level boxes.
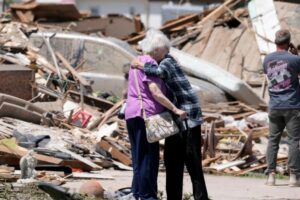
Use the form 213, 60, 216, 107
133, 69, 179, 143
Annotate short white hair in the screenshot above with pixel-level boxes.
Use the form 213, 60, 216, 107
139, 29, 171, 54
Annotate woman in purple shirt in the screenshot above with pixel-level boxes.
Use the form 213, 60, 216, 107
125, 30, 186, 200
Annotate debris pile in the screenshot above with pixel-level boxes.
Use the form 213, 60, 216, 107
0, 0, 297, 195
201, 102, 283, 175
0, 21, 133, 180
123, 0, 300, 101
7, 0, 144, 39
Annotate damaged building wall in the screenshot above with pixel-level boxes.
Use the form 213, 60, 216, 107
275, 1, 300, 47
75, 0, 164, 28
182, 25, 263, 86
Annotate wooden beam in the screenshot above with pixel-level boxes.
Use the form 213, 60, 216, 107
236, 157, 287, 176
197, 0, 241, 26
15, 10, 34, 23
98, 138, 132, 166
126, 13, 201, 44
0, 142, 62, 165
97, 99, 124, 129
55, 147, 102, 170
56, 52, 90, 87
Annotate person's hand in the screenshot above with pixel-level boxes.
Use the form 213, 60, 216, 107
289, 43, 298, 55
131, 59, 144, 69
173, 108, 187, 120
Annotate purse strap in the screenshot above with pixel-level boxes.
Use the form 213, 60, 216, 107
133, 68, 147, 120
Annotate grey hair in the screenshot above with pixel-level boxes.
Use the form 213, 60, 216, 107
139, 29, 171, 54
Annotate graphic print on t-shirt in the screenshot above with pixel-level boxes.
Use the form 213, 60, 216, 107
266, 59, 292, 92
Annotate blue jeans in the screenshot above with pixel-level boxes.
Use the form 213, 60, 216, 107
266, 109, 300, 175
126, 117, 159, 200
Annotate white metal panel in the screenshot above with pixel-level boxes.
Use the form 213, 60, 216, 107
170, 48, 266, 106
248, 0, 280, 61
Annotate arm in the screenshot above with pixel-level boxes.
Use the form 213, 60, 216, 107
131, 59, 169, 79
148, 82, 186, 119
144, 62, 169, 79
143, 63, 167, 79
289, 43, 299, 56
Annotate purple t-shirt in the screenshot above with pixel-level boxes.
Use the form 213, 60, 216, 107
125, 55, 167, 120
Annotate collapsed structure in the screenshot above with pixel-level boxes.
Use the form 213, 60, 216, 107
0, 0, 299, 198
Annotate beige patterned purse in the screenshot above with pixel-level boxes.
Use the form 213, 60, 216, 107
133, 69, 179, 143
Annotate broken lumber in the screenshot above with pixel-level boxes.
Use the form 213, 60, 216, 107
98, 137, 132, 166
97, 99, 124, 129
126, 13, 201, 44
236, 157, 287, 176
197, 0, 241, 26
211, 159, 246, 171
54, 147, 102, 170
202, 155, 221, 167
56, 52, 90, 87
0, 138, 62, 165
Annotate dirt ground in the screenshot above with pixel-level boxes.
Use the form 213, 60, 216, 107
63, 170, 300, 200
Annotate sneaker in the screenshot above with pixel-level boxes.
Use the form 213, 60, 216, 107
289, 173, 300, 187
266, 172, 276, 186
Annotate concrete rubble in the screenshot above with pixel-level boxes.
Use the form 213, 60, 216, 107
0, 0, 298, 199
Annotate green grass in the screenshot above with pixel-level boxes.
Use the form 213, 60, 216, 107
0, 183, 52, 200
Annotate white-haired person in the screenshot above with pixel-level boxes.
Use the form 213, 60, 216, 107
132, 29, 209, 200
125, 30, 187, 200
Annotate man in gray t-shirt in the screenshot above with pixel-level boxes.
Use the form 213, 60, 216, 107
264, 29, 300, 187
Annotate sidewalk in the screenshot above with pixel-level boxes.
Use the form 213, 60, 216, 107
64, 170, 300, 200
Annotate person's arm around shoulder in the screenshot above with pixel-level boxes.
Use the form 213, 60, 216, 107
131, 59, 169, 79
148, 81, 187, 119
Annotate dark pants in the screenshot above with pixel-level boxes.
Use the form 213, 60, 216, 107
126, 117, 160, 200
164, 125, 208, 200
266, 109, 300, 175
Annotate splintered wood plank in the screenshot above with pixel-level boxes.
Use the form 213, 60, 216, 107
202, 155, 221, 167
251, 127, 269, 139
15, 10, 34, 23
211, 159, 246, 171
236, 157, 287, 176
98, 138, 132, 166
56, 52, 90, 87
197, 0, 240, 26
0, 143, 62, 165
126, 14, 201, 44
55, 147, 102, 170
97, 100, 124, 129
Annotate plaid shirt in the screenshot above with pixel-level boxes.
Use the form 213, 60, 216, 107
144, 54, 202, 127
